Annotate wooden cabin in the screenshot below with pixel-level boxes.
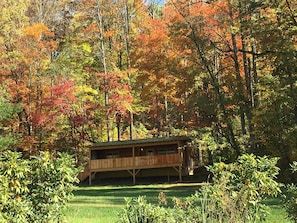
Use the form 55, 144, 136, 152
80, 136, 191, 184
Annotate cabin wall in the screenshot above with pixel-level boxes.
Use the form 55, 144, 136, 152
90, 153, 180, 171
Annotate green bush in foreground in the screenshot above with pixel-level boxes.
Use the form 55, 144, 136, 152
0, 151, 80, 223
118, 196, 198, 223
283, 161, 297, 223
196, 154, 281, 222
118, 154, 282, 223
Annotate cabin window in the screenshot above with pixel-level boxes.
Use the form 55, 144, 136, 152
106, 153, 119, 158
146, 150, 154, 156
91, 150, 105, 160
158, 148, 176, 154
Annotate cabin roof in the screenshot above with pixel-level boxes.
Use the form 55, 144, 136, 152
91, 136, 190, 150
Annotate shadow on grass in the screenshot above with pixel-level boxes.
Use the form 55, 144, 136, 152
71, 182, 202, 207
262, 196, 283, 206
73, 184, 201, 199
72, 183, 287, 210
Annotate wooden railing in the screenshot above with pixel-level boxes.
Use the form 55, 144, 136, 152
90, 153, 181, 171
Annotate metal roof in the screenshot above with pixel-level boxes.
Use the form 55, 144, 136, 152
91, 136, 190, 150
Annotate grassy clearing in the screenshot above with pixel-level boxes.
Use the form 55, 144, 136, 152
65, 183, 291, 223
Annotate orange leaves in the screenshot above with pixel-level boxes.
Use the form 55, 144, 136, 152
19, 23, 57, 65
104, 30, 114, 38
136, 18, 169, 53
22, 23, 54, 40
131, 13, 182, 133
81, 23, 100, 37
21, 23, 55, 49
82, 26, 113, 39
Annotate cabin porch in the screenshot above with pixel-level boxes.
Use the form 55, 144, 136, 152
83, 136, 190, 184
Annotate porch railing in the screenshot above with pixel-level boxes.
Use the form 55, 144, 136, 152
90, 153, 180, 171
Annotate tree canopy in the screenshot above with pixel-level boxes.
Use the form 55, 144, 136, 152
0, 0, 296, 163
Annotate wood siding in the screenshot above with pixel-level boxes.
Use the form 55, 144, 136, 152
90, 153, 180, 172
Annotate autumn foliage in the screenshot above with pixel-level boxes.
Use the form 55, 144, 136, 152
0, 0, 296, 165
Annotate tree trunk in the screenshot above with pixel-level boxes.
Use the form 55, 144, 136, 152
124, 0, 134, 140
95, 0, 111, 141
228, 1, 247, 139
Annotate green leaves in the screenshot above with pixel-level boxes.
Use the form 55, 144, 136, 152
282, 161, 297, 222
118, 154, 282, 222
0, 151, 80, 223
0, 89, 20, 152
204, 154, 282, 221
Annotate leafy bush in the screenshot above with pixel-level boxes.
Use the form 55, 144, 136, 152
0, 151, 80, 223
197, 154, 281, 222
171, 154, 281, 223
118, 154, 282, 223
118, 196, 199, 223
118, 196, 167, 223
283, 161, 297, 223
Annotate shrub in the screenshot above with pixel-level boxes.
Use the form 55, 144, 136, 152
200, 154, 281, 222
118, 196, 167, 223
0, 151, 80, 223
118, 154, 282, 223
283, 161, 297, 223
117, 196, 198, 223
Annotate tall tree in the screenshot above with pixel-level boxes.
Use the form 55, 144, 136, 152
132, 16, 181, 136
251, 0, 297, 160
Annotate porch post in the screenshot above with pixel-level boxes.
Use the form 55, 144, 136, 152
132, 146, 136, 184
89, 148, 92, 185
179, 166, 182, 182
133, 169, 136, 184
89, 171, 92, 185
178, 141, 183, 182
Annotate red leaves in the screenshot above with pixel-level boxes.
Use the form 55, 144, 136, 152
30, 80, 77, 128
49, 80, 77, 113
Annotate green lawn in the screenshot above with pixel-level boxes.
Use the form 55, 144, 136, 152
65, 183, 292, 223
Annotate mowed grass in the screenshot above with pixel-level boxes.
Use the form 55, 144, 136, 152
65, 182, 292, 223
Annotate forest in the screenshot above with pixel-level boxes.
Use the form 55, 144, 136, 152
0, 0, 296, 173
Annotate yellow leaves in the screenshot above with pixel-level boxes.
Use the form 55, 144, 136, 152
218, 162, 226, 169
76, 85, 98, 102
39, 151, 51, 161
0, 0, 30, 29
81, 43, 92, 53
77, 85, 98, 95
229, 25, 240, 35
10, 179, 21, 188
